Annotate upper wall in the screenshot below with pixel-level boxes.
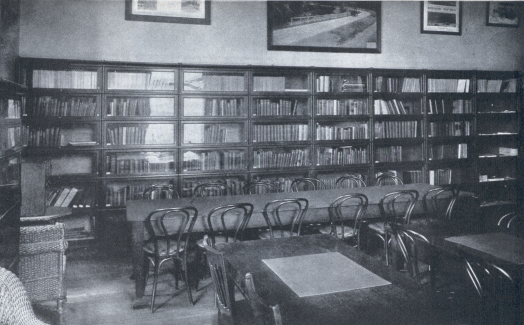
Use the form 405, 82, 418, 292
19, 0, 524, 71
0, 0, 20, 81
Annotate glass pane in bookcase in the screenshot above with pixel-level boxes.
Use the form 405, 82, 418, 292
107, 70, 175, 91
48, 154, 96, 176
0, 156, 20, 185
316, 98, 368, 116
427, 121, 471, 138
181, 176, 246, 197
478, 159, 517, 183
317, 122, 369, 141
316, 145, 369, 166
374, 120, 419, 139
105, 179, 176, 207
374, 98, 422, 115
183, 97, 244, 117
427, 78, 470, 93
183, 72, 245, 92
47, 182, 97, 209
183, 123, 245, 144
426, 98, 472, 114
106, 97, 175, 117
477, 118, 517, 136
375, 169, 423, 185
0, 126, 21, 152
105, 151, 176, 175
32, 95, 98, 117
253, 124, 309, 143
373, 76, 421, 93
106, 123, 174, 146
0, 98, 22, 119
428, 143, 468, 160
182, 149, 246, 172
477, 97, 516, 114
27, 124, 97, 147
253, 73, 309, 92
253, 97, 309, 116
32, 69, 98, 89
477, 79, 517, 93
374, 144, 423, 163
250, 173, 308, 193
429, 169, 465, 185
316, 171, 368, 189
316, 74, 367, 93
478, 138, 518, 158
253, 147, 310, 169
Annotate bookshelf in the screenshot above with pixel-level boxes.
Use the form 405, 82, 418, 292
18, 58, 522, 249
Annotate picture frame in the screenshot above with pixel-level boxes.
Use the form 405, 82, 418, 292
420, 1, 462, 35
125, 0, 211, 25
486, 1, 519, 28
267, 1, 381, 53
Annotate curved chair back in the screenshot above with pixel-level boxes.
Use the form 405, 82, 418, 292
244, 182, 279, 195
143, 184, 179, 200
422, 186, 459, 221
374, 173, 404, 186
328, 193, 368, 247
335, 175, 367, 188
245, 273, 283, 325
206, 203, 254, 245
497, 211, 522, 235
262, 198, 309, 238
193, 182, 232, 197
379, 190, 419, 226
290, 178, 326, 192
391, 224, 430, 282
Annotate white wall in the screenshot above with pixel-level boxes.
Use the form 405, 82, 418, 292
19, 0, 524, 71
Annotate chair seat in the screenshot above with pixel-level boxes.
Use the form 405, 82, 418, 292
196, 236, 235, 248
143, 240, 186, 256
258, 230, 297, 239
319, 225, 356, 239
367, 222, 386, 235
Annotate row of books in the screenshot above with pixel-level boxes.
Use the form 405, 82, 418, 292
251, 177, 296, 193
428, 144, 468, 160
0, 99, 21, 119
33, 96, 98, 117
107, 98, 174, 117
253, 124, 309, 142
429, 169, 461, 185
427, 78, 470, 93
317, 174, 367, 189
400, 170, 423, 184
316, 123, 368, 141
428, 121, 471, 137
477, 79, 517, 93
253, 99, 304, 116
106, 154, 175, 175
253, 148, 310, 169
316, 147, 369, 166
47, 187, 95, 208
181, 178, 245, 197
0, 127, 21, 151
427, 99, 472, 114
316, 99, 368, 116
105, 183, 163, 207
107, 71, 175, 90
182, 150, 245, 171
184, 73, 245, 92
185, 98, 242, 117
106, 125, 174, 145
202, 125, 240, 144
374, 99, 413, 115
375, 146, 423, 163
253, 76, 308, 92
374, 121, 418, 139
33, 69, 98, 89
374, 77, 421, 93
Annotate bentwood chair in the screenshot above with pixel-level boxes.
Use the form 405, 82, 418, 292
374, 173, 404, 186
245, 273, 283, 325
290, 178, 326, 192
335, 175, 367, 188
193, 183, 232, 197
389, 224, 431, 283
142, 207, 198, 312
319, 193, 368, 249
422, 186, 459, 222
244, 182, 279, 195
259, 198, 309, 239
142, 184, 179, 200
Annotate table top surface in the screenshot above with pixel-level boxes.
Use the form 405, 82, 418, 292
217, 234, 448, 325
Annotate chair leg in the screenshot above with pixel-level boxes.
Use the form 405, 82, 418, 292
151, 257, 160, 313
57, 298, 66, 325
384, 233, 389, 266
184, 261, 194, 305
173, 259, 179, 290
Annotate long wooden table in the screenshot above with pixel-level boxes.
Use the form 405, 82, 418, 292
126, 183, 437, 305
217, 234, 449, 325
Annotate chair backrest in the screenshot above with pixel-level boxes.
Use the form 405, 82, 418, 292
193, 182, 232, 197
290, 178, 326, 192
245, 273, 283, 325
328, 194, 368, 246
497, 212, 521, 236
378, 190, 419, 225
422, 186, 458, 220
144, 207, 198, 258
335, 175, 367, 188
262, 198, 309, 238
244, 182, 279, 195
142, 184, 179, 200
206, 203, 254, 245
391, 224, 430, 282
374, 173, 404, 186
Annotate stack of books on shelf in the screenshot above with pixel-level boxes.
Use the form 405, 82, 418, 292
374, 77, 420, 93
477, 79, 517, 93
186, 98, 241, 116
107, 71, 174, 90
253, 148, 309, 169
340, 76, 365, 92
498, 147, 518, 157
253, 124, 309, 142
254, 99, 302, 116
47, 187, 95, 208
427, 99, 472, 114
429, 169, 461, 185
182, 150, 222, 171
203, 124, 241, 143
1, 99, 21, 119
427, 78, 470, 93
107, 126, 147, 145
316, 147, 368, 166
33, 70, 98, 89
35, 96, 97, 117
317, 174, 366, 189
316, 99, 368, 115
429, 143, 467, 160
374, 121, 418, 139
373, 99, 409, 115
106, 154, 174, 175
27, 126, 61, 147
428, 121, 471, 137
106, 98, 154, 116
181, 178, 245, 197
375, 146, 422, 163
316, 123, 368, 140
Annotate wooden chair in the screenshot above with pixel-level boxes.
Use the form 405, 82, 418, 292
142, 184, 179, 200
335, 175, 367, 188
290, 178, 326, 192
319, 193, 368, 249
193, 183, 232, 197
245, 273, 283, 325
244, 182, 279, 194
374, 173, 404, 186
142, 206, 198, 312
390, 224, 431, 283
422, 186, 458, 221
259, 198, 309, 239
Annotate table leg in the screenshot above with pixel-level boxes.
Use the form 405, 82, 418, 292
130, 221, 148, 308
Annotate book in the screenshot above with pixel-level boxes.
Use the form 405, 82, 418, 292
61, 187, 79, 207
53, 187, 71, 207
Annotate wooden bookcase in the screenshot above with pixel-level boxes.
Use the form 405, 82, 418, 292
18, 58, 522, 249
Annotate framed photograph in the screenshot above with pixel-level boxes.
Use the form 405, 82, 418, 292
421, 1, 462, 35
486, 2, 519, 27
125, 0, 211, 25
267, 1, 381, 53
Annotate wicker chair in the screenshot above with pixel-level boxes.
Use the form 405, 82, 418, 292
18, 223, 68, 325
0, 266, 50, 325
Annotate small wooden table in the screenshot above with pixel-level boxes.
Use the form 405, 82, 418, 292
217, 234, 448, 325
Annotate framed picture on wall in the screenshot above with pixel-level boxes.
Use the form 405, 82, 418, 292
267, 1, 381, 53
125, 0, 211, 25
421, 1, 462, 35
486, 1, 519, 27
